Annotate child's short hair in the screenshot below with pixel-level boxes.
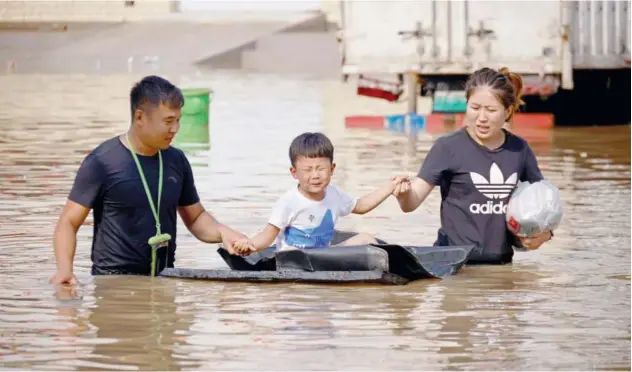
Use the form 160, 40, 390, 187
289, 132, 334, 167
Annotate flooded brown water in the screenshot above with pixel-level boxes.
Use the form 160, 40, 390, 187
0, 73, 629, 371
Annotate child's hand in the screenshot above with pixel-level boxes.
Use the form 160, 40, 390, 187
233, 238, 256, 256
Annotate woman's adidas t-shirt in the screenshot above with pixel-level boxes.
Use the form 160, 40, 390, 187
268, 184, 358, 251
418, 128, 543, 263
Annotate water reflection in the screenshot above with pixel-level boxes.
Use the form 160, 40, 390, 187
88, 278, 198, 370
0, 73, 629, 370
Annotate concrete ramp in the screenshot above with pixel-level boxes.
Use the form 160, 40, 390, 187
239, 32, 341, 77
0, 12, 326, 74
198, 12, 342, 78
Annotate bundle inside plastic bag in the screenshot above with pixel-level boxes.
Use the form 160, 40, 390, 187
506, 180, 563, 238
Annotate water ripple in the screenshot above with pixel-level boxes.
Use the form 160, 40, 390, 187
0, 73, 629, 371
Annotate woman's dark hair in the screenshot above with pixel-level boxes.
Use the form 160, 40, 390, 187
465, 67, 525, 121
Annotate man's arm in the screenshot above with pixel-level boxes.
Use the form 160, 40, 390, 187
51, 153, 103, 284
176, 150, 248, 253
52, 200, 91, 283
178, 203, 248, 254
178, 202, 227, 243
234, 194, 288, 253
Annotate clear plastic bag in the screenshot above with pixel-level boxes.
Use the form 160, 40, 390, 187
506, 180, 563, 238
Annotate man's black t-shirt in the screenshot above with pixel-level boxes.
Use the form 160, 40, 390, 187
69, 136, 200, 275
418, 128, 543, 264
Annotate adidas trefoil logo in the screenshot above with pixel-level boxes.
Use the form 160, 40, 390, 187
470, 163, 517, 199
469, 163, 517, 215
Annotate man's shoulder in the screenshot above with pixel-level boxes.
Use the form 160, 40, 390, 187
164, 144, 187, 158
78, 136, 122, 169
86, 136, 124, 162
91, 136, 121, 155
162, 145, 191, 167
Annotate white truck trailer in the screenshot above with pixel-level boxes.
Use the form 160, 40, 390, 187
335, 0, 631, 125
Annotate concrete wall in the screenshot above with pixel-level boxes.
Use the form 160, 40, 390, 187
0, 0, 342, 23
0, 0, 176, 22
179, 0, 320, 13
320, 0, 341, 27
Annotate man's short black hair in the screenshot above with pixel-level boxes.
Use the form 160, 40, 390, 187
289, 132, 334, 167
130, 75, 184, 119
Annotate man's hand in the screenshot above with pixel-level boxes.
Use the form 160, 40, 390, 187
178, 203, 251, 255
218, 225, 249, 255
519, 231, 552, 250
49, 270, 77, 285
52, 200, 90, 287
233, 238, 256, 256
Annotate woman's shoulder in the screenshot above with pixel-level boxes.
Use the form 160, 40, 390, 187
436, 128, 468, 144
504, 129, 532, 151
428, 128, 468, 154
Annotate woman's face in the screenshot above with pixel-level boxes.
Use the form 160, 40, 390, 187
464, 86, 510, 142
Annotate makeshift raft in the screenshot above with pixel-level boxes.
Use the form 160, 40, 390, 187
160, 242, 475, 285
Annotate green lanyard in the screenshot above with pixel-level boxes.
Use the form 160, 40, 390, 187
125, 134, 171, 276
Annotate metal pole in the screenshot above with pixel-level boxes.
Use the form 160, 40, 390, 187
406, 71, 419, 156
407, 71, 418, 115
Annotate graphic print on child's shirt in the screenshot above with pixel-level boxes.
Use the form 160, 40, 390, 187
268, 185, 357, 251
284, 209, 335, 248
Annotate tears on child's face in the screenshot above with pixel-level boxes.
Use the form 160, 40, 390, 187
291, 156, 335, 195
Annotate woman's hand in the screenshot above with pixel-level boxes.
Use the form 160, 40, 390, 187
391, 172, 416, 197
390, 174, 435, 213
391, 175, 411, 196
519, 230, 552, 250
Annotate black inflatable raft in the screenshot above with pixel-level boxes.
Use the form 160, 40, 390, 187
160, 242, 475, 285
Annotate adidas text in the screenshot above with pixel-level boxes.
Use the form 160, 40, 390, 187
469, 200, 508, 215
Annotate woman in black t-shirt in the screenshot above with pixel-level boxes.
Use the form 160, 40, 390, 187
394, 67, 555, 264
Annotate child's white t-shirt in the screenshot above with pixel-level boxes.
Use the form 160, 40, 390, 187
268, 184, 358, 251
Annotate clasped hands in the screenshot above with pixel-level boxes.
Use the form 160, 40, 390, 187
390, 173, 413, 196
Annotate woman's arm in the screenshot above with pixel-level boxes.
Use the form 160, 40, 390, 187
396, 136, 451, 212
517, 143, 555, 249
394, 176, 435, 213
521, 144, 544, 182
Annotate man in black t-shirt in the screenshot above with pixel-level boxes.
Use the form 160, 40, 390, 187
50, 75, 249, 284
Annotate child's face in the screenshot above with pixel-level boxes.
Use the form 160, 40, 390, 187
290, 156, 335, 195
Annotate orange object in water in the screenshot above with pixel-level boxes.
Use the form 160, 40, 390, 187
356, 75, 403, 102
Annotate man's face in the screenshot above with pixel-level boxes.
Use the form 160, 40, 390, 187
136, 103, 181, 150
